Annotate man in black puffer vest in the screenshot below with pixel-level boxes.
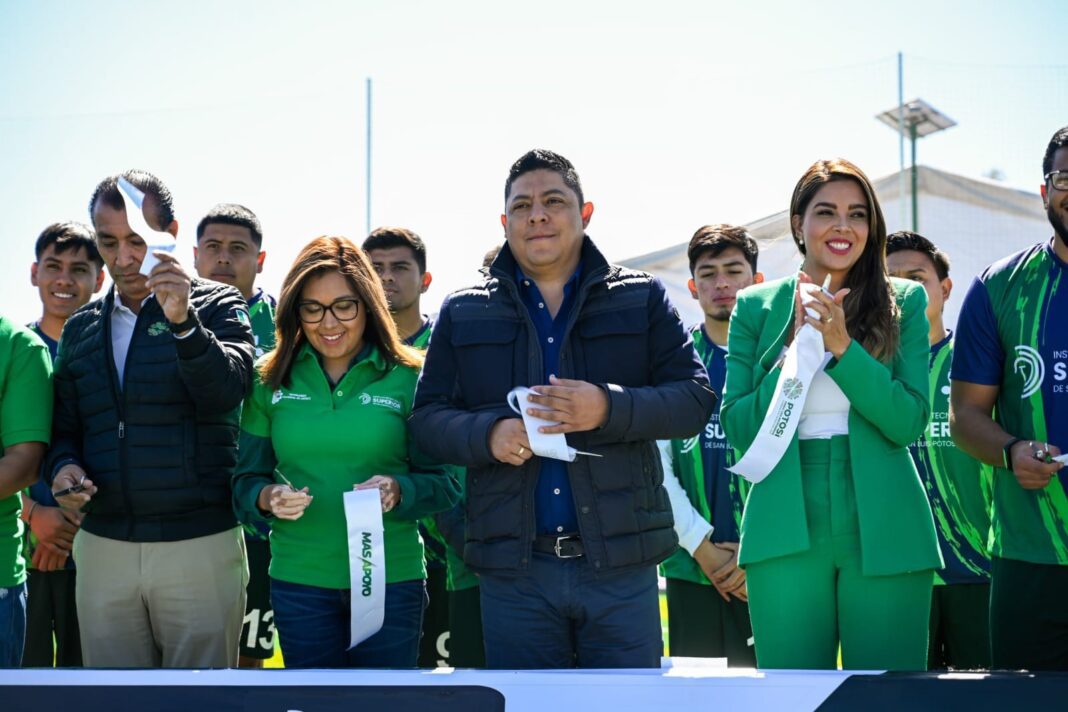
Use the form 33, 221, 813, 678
411, 150, 714, 669
47, 170, 254, 668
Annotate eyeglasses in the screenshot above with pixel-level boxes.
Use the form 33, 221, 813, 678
1045, 170, 1068, 191
297, 298, 360, 323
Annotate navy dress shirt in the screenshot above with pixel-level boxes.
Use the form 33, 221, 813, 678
516, 265, 582, 536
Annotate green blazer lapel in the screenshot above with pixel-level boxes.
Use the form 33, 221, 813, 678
758, 274, 798, 372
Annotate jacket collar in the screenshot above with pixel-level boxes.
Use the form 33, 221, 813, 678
758, 274, 800, 372
488, 234, 613, 291
108, 285, 155, 315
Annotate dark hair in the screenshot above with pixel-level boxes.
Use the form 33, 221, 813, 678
1043, 125, 1068, 177
88, 169, 176, 230
886, 230, 950, 281
196, 203, 263, 247
504, 149, 584, 205
791, 158, 898, 361
34, 221, 103, 268
687, 224, 759, 274
361, 227, 427, 273
260, 236, 423, 390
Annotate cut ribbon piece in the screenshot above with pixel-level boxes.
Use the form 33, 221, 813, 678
507, 386, 602, 462
115, 176, 177, 277
343, 488, 385, 649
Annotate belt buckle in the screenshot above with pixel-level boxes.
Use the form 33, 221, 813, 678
554, 535, 581, 559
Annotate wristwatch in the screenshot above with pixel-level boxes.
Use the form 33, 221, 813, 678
167, 307, 199, 336
1002, 437, 1025, 471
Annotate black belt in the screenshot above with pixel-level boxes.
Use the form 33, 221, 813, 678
532, 534, 584, 559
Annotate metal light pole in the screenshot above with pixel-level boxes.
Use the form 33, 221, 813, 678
876, 98, 956, 232
365, 77, 373, 236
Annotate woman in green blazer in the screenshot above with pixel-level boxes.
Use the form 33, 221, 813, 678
721, 159, 942, 670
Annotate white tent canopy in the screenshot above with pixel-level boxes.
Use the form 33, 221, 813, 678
621, 166, 1051, 331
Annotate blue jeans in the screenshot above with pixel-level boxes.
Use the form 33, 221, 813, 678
0, 582, 28, 668
479, 553, 662, 669
270, 578, 426, 668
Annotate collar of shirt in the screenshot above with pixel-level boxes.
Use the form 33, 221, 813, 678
1046, 236, 1068, 270
301, 340, 384, 388
513, 262, 584, 309
404, 316, 432, 347
931, 329, 953, 355
247, 287, 264, 307
111, 285, 153, 316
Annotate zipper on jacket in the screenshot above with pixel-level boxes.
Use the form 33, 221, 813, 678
103, 291, 148, 540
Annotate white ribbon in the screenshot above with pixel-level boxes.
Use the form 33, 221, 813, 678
343, 488, 385, 649
115, 176, 178, 276
728, 283, 829, 484
507, 386, 601, 462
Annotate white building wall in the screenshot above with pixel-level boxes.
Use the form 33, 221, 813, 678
636, 189, 1051, 333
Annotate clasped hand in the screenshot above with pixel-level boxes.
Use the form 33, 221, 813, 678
258, 484, 313, 520
145, 252, 192, 324
792, 271, 851, 358
1010, 440, 1064, 490
489, 375, 609, 466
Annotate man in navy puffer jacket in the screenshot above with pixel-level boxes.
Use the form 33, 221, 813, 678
47, 170, 254, 668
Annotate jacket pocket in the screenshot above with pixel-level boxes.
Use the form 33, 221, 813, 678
576, 308, 649, 385
449, 319, 521, 407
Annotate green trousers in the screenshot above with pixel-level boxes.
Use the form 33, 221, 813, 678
745, 437, 933, 670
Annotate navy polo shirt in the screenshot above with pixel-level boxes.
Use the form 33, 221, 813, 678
516, 264, 582, 536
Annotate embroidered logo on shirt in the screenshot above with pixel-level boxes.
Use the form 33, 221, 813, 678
359, 393, 402, 411
147, 321, 170, 337
272, 389, 312, 405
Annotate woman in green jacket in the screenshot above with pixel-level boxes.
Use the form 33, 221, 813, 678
233, 236, 459, 668
721, 159, 942, 670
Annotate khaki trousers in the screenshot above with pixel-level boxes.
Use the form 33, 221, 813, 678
73, 527, 248, 668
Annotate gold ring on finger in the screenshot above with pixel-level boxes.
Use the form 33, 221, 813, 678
517, 445, 526, 456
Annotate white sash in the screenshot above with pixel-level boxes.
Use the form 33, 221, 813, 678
728, 289, 828, 484
507, 386, 601, 462
343, 488, 385, 649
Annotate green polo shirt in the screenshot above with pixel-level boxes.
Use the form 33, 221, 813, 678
0, 316, 53, 588
233, 342, 458, 589
248, 289, 277, 359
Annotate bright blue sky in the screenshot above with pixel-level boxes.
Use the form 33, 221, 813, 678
2, 1, 1065, 323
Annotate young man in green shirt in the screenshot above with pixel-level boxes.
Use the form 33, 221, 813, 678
887, 231, 992, 669
22, 222, 104, 668
659, 225, 762, 665
951, 126, 1068, 670
0, 315, 54, 668
363, 227, 484, 667
194, 203, 277, 667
